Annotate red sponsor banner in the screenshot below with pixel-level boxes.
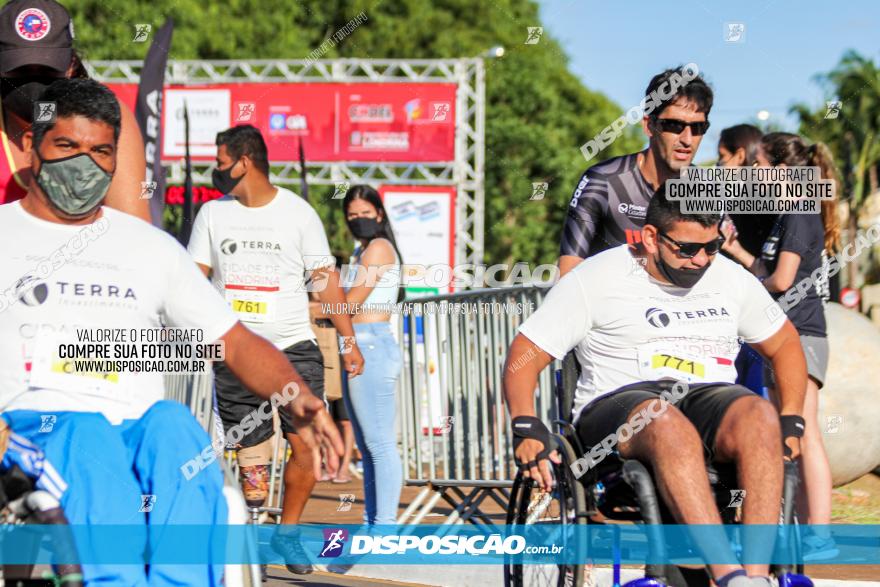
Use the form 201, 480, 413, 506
107, 82, 456, 162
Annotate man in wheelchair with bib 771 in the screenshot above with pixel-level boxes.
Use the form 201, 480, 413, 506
503, 186, 812, 587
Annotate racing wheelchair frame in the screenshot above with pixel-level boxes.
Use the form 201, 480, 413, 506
0, 416, 262, 587
504, 353, 811, 587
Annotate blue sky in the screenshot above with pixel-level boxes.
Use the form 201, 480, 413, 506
536, 0, 879, 164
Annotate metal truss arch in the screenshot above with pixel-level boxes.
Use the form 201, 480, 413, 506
88, 58, 485, 266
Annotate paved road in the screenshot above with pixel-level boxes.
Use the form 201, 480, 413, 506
265, 566, 424, 587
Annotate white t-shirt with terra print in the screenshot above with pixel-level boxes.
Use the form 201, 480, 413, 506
188, 187, 335, 350
0, 202, 238, 424
518, 245, 786, 421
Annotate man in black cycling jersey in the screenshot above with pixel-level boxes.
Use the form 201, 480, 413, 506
507, 187, 808, 587
559, 65, 713, 277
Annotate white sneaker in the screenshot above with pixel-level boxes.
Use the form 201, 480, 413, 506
724, 574, 753, 587
802, 534, 839, 561
327, 563, 354, 574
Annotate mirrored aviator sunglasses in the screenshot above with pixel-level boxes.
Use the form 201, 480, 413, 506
653, 118, 711, 136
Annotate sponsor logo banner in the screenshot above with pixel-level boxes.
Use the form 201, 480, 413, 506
107, 83, 456, 162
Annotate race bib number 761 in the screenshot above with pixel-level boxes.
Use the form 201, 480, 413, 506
224, 284, 279, 323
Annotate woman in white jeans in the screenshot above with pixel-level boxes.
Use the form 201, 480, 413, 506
340, 185, 404, 525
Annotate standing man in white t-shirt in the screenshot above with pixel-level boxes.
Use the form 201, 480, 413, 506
0, 79, 342, 586
188, 125, 364, 574
504, 186, 809, 587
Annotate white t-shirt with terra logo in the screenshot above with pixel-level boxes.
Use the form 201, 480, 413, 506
187, 187, 335, 350
0, 202, 238, 424
518, 245, 785, 421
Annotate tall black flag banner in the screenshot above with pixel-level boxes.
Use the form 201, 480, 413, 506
179, 100, 194, 246
134, 18, 174, 227
298, 136, 308, 202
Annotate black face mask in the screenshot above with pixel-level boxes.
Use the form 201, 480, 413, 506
1, 77, 58, 122
655, 250, 710, 289
349, 217, 382, 239
211, 160, 243, 194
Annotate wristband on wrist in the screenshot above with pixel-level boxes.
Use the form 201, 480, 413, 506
780, 415, 805, 439
780, 414, 804, 459
511, 415, 553, 465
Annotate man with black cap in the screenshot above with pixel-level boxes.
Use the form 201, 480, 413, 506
0, 0, 149, 220
0, 78, 344, 585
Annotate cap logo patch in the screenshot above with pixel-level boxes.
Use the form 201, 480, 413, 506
15, 8, 52, 41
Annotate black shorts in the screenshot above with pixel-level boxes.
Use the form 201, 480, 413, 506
575, 380, 753, 468
329, 398, 349, 421
213, 339, 325, 447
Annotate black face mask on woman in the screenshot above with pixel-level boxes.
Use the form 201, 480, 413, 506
1, 77, 59, 122
349, 217, 382, 239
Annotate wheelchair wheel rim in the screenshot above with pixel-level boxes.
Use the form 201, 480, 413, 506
504, 435, 586, 587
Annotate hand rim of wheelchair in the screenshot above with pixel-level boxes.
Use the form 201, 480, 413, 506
504, 432, 810, 587
504, 432, 587, 587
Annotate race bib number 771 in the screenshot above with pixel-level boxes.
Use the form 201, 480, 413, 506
649, 353, 705, 377
637, 343, 710, 383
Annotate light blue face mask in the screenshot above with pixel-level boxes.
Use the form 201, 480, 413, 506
35, 151, 113, 217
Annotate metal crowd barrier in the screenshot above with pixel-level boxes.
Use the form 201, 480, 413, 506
163, 355, 310, 520
164, 284, 558, 527
164, 371, 214, 432
395, 285, 556, 527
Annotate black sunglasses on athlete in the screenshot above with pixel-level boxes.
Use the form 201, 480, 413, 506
653, 118, 711, 136
659, 232, 725, 258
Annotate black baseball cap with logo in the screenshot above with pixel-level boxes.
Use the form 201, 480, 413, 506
0, 0, 74, 75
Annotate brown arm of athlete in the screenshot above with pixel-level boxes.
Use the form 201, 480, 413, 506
104, 101, 150, 222
749, 319, 806, 460
219, 322, 345, 477
503, 334, 562, 492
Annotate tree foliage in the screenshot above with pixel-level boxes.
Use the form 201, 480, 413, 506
792, 51, 880, 285
793, 51, 880, 214
69, 0, 642, 265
